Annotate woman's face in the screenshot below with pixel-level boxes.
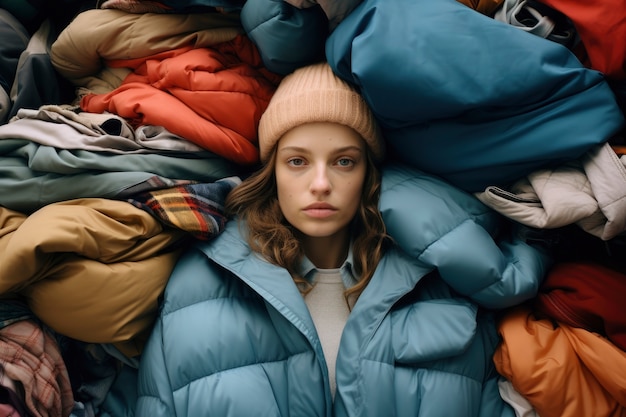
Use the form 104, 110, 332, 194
275, 122, 367, 242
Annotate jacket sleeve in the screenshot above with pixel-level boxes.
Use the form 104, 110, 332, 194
380, 163, 552, 309
240, 0, 328, 74
134, 315, 176, 417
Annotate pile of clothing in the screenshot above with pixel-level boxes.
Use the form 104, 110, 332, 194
0, 0, 624, 416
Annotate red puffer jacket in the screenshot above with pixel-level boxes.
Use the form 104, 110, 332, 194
81, 35, 282, 165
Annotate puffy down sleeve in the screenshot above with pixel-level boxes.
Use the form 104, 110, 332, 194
379, 163, 552, 309
134, 317, 175, 417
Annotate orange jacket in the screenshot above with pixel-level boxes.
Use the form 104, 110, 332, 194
494, 306, 626, 417
81, 35, 282, 165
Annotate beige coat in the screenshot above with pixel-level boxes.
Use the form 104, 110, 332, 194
0, 198, 188, 357
476, 142, 626, 241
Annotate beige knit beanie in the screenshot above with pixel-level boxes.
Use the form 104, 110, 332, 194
258, 62, 384, 163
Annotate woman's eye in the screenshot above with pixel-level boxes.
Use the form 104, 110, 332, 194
337, 158, 354, 167
287, 158, 305, 166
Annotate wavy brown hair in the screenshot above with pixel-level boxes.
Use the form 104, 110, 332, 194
225, 146, 390, 303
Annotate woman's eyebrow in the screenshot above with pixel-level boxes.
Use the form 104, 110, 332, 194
278, 145, 363, 153
335, 146, 363, 153
278, 146, 309, 154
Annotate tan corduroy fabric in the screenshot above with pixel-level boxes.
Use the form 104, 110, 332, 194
258, 62, 384, 162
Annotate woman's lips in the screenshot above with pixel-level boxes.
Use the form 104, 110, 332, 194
303, 203, 337, 218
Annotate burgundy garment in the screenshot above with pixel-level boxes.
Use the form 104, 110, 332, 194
535, 261, 626, 350
0, 404, 21, 416
0, 385, 29, 416
537, 0, 626, 80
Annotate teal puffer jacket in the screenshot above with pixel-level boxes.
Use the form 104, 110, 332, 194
135, 164, 549, 416
325, 0, 624, 192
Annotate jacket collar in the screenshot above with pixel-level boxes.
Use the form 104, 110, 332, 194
297, 245, 359, 290
198, 220, 320, 343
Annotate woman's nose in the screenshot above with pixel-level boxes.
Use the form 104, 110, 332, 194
310, 165, 331, 194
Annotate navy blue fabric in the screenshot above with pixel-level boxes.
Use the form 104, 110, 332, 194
241, 0, 328, 74
0, 10, 29, 123
0, 11, 28, 93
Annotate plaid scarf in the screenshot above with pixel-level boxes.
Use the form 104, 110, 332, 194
128, 176, 240, 241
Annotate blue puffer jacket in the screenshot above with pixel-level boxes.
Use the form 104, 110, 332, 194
135, 164, 549, 417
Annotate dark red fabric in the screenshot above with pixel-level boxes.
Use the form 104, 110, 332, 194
535, 261, 626, 350
537, 0, 626, 80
